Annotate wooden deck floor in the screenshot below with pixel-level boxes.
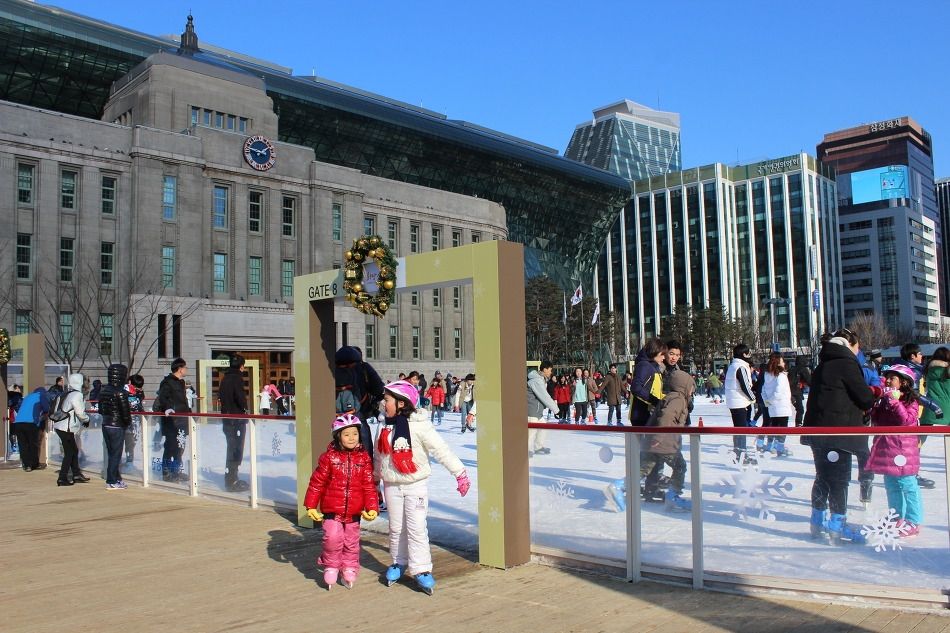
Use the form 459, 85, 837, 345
1, 466, 948, 633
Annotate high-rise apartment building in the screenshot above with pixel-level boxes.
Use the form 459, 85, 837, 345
817, 117, 942, 338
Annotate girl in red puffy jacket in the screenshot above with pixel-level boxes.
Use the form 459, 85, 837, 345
424, 378, 446, 425
554, 376, 572, 421
303, 413, 379, 590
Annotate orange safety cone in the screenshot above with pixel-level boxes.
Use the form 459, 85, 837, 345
697, 416, 704, 427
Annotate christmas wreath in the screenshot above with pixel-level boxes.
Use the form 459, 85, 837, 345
343, 235, 398, 317
0, 328, 9, 365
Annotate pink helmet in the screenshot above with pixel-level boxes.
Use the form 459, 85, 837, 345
384, 380, 419, 408
883, 363, 917, 384
332, 413, 362, 434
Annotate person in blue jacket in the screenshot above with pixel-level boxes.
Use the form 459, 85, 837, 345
14, 387, 49, 471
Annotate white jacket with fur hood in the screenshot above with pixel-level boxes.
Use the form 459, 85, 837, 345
52, 373, 90, 433
375, 409, 465, 486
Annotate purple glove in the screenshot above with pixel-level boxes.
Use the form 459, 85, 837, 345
456, 471, 471, 497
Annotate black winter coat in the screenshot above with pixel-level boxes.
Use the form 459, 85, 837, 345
802, 341, 876, 454
218, 367, 247, 414
99, 384, 132, 428
155, 374, 189, 414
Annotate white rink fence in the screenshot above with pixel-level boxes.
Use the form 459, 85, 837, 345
12, 398, 950, 609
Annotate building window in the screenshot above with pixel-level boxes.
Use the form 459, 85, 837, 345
203, 109, 212, 126
365, 324, 375, 359
158, 314, 167, 358
161, 246, 175, 288
172, 314, 182, 358
60, 170, 77, 209
15, 311, 31, 335
431, 226, 441, 251
249, 256, 262, 296
433, 327, 442, 360
239, 118, 248, 133
388, 220, 398, 249
453, 327, 462, 359
248, 191, 263, 233
100, 176, 117, 215
452, 229, 462, 248
213, 185, 229, 228
389, 325, 398, 359
16, 234, 32, 280
162, 175, 176, 220
281, 260, 295, 297
411, 291, 419, 306
364, 215, 376, 236
215, 112, 224, 128
332, 203, 343, 241
412, 326, 420, 360
433, 288, 441, 307
191, 106, 199, 125
99, 314, 114, 356
282, 196, 296, 237
471, 232, 481, 243
98, 242, 114, 286
59, 312, 73, 357
213, 252, 228, 293
17, 164, 34, 204
453, 287, 461, 309
60, 238, 74, 282
410, 224, 419, 252
227, 114, 236, 131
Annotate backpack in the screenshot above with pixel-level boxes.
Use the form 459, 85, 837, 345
335, 363, 367, 415
48, 391, 70, 423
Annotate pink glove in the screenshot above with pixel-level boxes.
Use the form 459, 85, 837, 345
456, 471, 471, 497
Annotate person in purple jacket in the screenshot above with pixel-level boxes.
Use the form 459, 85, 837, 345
866, 364, 923, 538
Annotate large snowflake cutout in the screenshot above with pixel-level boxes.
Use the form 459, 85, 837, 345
271, 432, 282, 457
546, 479, 576, 512
176, 428, 188, 450
861, 508, 911, 552
712, 446, 791, 522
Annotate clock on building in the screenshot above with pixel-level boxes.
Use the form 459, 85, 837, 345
243, 135, 276, 171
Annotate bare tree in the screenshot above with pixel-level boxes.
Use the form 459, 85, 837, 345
847, 313, 896, 351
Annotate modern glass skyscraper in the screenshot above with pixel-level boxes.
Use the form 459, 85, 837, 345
818, 117, 942, 338
597, 154, 841, 353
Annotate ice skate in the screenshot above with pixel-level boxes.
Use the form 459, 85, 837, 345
323, 567, 339, 590
603, 480, 626, 512
664, 488, 691, 512
826, 513, 866, 545
385, 564, 404, 587
859, 480, 873, 510
415, 572, 435, 595
341, 569, 357, 589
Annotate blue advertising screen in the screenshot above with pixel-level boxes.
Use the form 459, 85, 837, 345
850, 165, 909, 204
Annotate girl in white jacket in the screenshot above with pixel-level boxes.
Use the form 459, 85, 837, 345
759, 353, 794, 457
375, 380, 469, 594
52, 373, 91, 486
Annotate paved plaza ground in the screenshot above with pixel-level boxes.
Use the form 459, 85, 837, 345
2, 465, 949, 633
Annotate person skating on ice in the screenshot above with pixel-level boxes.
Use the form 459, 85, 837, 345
375, 380, 470, 594
303, 413, 379, 590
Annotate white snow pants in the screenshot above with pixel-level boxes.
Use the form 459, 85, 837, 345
384, 479, 432, 575
527, 416, 545, 451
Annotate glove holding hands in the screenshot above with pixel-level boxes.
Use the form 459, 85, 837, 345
456, 471, 471, 497
361, 510, 378, 521
306, 508, 324, 523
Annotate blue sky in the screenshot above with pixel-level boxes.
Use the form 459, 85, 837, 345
50, 1, 950, 176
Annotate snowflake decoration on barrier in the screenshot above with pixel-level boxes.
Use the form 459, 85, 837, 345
546, 479, 575, 512
176, 428, 188, 450
861, 508, 910, 552
130, 418, 141, 443
271, 432, 282, 457
712, 446, 792, 522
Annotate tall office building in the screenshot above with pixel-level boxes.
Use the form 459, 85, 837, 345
598, 154, 841, 353
937, 177, 950, 316
818, 117, 942, 338
565, 100, 681, 348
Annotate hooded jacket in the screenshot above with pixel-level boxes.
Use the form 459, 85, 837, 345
762, 371, 794, 418
99, 364, 132, 428
375, 409, 465, 486
921, 360, 950, 425
52, 373, 90, 433
303, 441, 378, 521
865, 394, 920, 476
645, 369, 695, 454
527, 370, 557, 419
15, 387, 49, 426
802, 338, 876, 454
218, 366, 248, 415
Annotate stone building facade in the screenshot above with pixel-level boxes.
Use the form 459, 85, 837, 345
1, 48, 505, 392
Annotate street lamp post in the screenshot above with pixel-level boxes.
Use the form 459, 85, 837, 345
763, 297, 791, 352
